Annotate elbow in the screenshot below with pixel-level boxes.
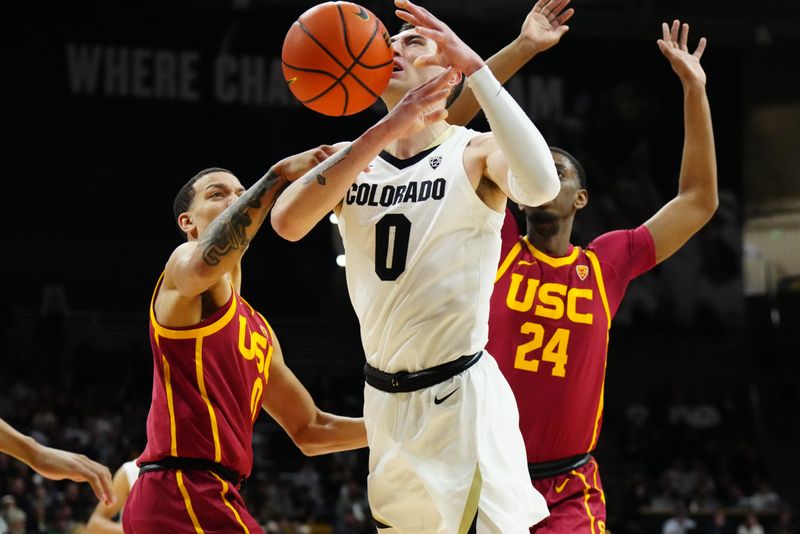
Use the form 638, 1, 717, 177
290, 429, 327, 457
270, 209, 305, 243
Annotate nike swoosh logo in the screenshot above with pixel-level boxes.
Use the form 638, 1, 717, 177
354, 6, 369, 20
434, 388, 459, 405
518, 260, 536, 266
555, 477, 570, 493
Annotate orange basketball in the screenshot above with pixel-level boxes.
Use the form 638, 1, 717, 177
282, 2, 394, 116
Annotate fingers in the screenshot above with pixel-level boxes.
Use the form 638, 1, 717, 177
670, 19, 680, 43
395, 0, 440, 29
85, 465, 114, 505
659, 19, 706, 59
694, 37, 707, 59
679, 22, 689, 50
423, 108, 449, 125
662, 22, 671, 43
554, 8, 574, 27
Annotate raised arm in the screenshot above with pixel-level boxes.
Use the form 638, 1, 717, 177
644, 20, 718, 264
261, 333, 367, 456
396, 0, 559, 207
271, 68, 456, 241
446, 0, 574, 126
0, 417, 114, 505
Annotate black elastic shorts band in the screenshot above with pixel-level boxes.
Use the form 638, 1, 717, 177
364, 351, 483, 393
139, 457, 246, 491
528, 453, 592, 479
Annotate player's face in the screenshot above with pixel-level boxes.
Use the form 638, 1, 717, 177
181, 171, 246, 240
384, 29, 447, 105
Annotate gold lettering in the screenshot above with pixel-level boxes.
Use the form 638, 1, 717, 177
249, 377, 263, 421
535, 283, 566, 319
506, 274, 539, 312
238, 315, 268, 372
514, 322, 544, 372
567, 288, 593, 324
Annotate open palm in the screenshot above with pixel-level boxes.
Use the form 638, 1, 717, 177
658, 20, 707, 86
522, 0, 574, 53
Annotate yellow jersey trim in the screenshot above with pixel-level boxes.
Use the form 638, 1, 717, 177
149, 272, 238, 340
523, 236, 580, 267
585, 250, 610, 452
572, 468, 598, 534
176, 470, 204, 533
194, 337, 222, 463
457, 466, 482, 534
495, 241, 523, 283
161, 351, 178, 457
210, 472, 250, 533
592, 459, 607, 506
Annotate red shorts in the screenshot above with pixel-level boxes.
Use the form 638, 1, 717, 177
122, 469, 262, 534
531, 457, 606, 534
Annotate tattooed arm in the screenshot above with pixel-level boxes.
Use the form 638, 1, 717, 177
155, 147, 336, 327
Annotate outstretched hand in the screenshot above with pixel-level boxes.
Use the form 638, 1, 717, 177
657, 20, 707, 87
394, 0, 484, 76
31, 444, 114, 505
519, 0, 574, 55
380, 67, 457, 139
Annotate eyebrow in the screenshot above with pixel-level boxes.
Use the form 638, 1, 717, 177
204, 183, 227, 191
391, 31, 422, 44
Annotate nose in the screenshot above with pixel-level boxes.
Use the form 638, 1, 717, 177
391, 40, 402, 55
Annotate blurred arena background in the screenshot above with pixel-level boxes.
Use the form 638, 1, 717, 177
2, 0, 798, 532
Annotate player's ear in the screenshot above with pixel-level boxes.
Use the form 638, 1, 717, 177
178, 212, 195, 235
575, 189, 588, 210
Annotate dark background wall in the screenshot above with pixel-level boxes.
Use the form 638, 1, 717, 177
2, 1, 799, 532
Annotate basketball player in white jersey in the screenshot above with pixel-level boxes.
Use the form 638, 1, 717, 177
272, 1, 559, 531
86, 459, 139, 533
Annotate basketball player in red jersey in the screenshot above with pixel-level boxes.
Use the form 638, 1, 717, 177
483, 21, 717, 533
122, 148, 367, 533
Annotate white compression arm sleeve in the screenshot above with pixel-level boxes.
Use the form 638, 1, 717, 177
467, 65, 559, 206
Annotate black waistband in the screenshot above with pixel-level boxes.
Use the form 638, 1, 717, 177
528, 453, 592, 480
139, 457, 246, 491
364, 351, 483, 393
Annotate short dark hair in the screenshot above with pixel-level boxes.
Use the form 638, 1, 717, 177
550, 147, 587, 189
173, 167, 231, 237
395, 22, 464, 109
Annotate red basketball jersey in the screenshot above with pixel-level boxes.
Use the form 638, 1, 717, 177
487, 210, 655, 463
139, 274, 274, 477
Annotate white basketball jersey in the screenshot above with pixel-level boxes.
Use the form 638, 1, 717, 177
338, 126, 504, 373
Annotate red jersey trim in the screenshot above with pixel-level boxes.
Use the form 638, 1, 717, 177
523, 237, 580, 267
149, 272, 238, 340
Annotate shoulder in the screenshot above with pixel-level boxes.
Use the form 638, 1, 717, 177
465, 132, 494, 152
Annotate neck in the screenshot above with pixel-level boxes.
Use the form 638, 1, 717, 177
526, 217, 574, 257
385, 121, 451, 159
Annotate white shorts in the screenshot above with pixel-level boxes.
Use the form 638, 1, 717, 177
364, 353, 548, 533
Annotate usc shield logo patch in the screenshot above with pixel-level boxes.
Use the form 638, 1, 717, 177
576, 265, 589, 280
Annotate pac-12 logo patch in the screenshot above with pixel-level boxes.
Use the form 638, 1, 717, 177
576, 265, 589, 280
429, 155, 443, 169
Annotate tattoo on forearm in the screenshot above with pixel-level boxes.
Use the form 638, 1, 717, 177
199, 170, 283, 266
302, 145, 353, 186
